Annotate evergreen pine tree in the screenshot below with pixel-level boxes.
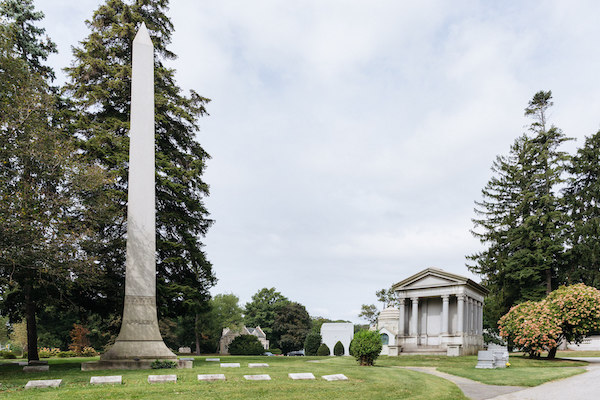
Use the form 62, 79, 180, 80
468, 91, 571, 327
563, 131, 600, 288
0, 0, 104, 361
62, 0, 215, 323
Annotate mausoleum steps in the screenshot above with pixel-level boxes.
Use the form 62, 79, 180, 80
399, 346, 447, 355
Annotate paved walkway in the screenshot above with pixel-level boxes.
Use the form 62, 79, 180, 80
489, 358, 600, 400
397, 367, 523, 400
398, 358, 600, 400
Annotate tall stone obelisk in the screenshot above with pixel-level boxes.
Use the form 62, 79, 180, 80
97, 23, 177, 365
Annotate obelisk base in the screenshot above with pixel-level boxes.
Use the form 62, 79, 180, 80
82, 359, 192, 371
81, 339, 190, 371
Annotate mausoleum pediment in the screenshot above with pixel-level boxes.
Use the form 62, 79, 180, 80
392, 268, 488, 295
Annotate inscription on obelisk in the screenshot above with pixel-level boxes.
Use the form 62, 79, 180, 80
100, 22, 176, 362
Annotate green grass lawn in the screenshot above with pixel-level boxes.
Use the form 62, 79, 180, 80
0, 356, 466, 400
377, 354, 588, 386
0, 353, 591, 398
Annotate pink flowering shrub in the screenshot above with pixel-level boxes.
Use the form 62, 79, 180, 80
499, 301, 560, 357
546, 284, 600, 344
499, 284, 600, 358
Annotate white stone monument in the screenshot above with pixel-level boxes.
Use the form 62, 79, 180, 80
320, 322, 353, 356
82, 23, 183, 370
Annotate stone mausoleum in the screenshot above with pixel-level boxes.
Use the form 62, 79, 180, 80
377, 268, 488, 356
219, 326, 269, 354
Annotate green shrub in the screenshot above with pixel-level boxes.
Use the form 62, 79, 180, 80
333, 341, 344, 356
80, 346, 98, 357
228, 335, 265, 355
268, 348, 282, 355
0, 351, 16, 359
303, 332, 322, 356
151, 360, 177, 369
349, 339, 355, 356
349, 330, 382, 366
316, 343, 330, 356
57, 351, 76, 358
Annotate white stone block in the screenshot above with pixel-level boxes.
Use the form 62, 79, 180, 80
220, 363, 240, 368
23, 365, 49, 372
248, 363, 269, 368
322, 374, 348, 381
179, 357, 194, 361
25, 379, 61, 389
198, 374, 226, 381
206, 358, 220, 362
244, 374, 271, 380
288, 373, 315, 380
90, 375, 122, 385
178, 347, 191, 353
148, 374, 177, 383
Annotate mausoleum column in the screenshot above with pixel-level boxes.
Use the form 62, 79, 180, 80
457, 295, 465, 334
441, 295, 449, 335
477, 301, 483, 334
467, 297, 473, 334
398, 298, 405, 337
410, 297, 419, 336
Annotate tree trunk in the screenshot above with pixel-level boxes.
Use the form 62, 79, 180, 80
25, 287, 39, 361
546, 268, 552, 295
547, 346, 558, 359
195, 313, 201, 355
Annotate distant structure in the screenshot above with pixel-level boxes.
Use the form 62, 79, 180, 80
321, 322, 353, 356
219, 326, 269, 354
376, 268, 488, 356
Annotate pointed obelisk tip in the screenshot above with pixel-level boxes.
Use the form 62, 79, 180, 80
134, 22, 153, 47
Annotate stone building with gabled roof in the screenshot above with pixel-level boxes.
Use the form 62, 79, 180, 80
219, 326, 269, 354
376, 267, 488, 356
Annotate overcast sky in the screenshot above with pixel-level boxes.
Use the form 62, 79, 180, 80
37, 0, 600, 323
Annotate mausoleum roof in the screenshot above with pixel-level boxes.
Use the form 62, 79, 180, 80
392, 267, 488, 295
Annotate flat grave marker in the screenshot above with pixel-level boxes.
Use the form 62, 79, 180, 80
148, 374, 177, 383
322, 374, 348, 381
23, 365, 49, 372
288, 373, 315, 380
25, 379, 61, 389
220, 363, 240, 368
248, 363, 269, 368
244, 374, 271, 381
206, 358, 220, 362
198, 374, 226, 381
90, 375, 122, 385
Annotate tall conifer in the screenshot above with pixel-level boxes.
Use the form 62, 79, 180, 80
563, 131, 600, 288
468, 91, 571, 327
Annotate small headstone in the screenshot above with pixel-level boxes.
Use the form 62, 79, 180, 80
220, 363, 240, 368
198, 374, 226, 381
148, 374, 177, 383
248, 363, 269, 368
244, 374, 271, 381
306, 360, 320, 363
178, 347, 191, 353
488, 344, 509, 368
322, 374, 348, 381
25, 379, 61, 389
90, 375, 122, 385
206, 358, 220, 362
28, 360, 48, 365
23, 365, 49, 372
179, 357, 194, 361
447, 344, 462, 357
288, 373, 315, 380
17, 362, 28, 366
475, 350, 495, 369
